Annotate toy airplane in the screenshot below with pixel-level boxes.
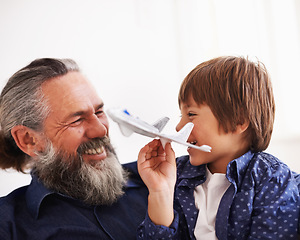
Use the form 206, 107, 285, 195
106, 108, 211, 152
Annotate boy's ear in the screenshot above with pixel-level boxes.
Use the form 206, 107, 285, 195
236, 121, 250, 134
11, 126, 43, 157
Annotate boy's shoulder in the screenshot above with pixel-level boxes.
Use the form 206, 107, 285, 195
246, 152, 300, 187
251, 152, 293, 174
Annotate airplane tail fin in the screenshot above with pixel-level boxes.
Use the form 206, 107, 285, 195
152, 117, 170, 132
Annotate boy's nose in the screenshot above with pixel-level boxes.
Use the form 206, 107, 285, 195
176, 119, 186, 132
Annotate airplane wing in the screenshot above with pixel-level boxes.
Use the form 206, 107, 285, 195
157, 122, 211, 152
106, 108, 211, 152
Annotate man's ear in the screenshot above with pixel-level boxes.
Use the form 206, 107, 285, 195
11, 126, 43, 157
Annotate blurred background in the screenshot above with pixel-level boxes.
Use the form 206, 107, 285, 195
0, 0, 299, 196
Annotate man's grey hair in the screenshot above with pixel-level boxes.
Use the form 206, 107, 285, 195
0, 58, 79, 171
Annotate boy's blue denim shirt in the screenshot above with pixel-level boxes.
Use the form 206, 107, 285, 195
138, 151, 300, 239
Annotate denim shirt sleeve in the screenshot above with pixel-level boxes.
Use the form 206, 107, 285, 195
225, 153, 300, 239
137, 210, 180, 239
248, 167, 299, 239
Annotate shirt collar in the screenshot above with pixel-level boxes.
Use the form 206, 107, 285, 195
176, 151, 254, 189
26, 174, 54, 219
177, 159, 206, 189
226, 150, 254, 185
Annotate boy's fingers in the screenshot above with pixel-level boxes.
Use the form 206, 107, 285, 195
138, 139, 161, 163
138, 144, 150, 164
165, 142, 176, 165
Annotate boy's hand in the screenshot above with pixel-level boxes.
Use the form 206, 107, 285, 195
138, 139, 176, 193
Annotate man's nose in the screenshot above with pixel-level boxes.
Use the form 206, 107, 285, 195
85, 116, 108, 139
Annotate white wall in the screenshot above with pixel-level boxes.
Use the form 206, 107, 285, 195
1, 0, 300, 197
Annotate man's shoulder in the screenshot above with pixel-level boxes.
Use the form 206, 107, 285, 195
122, 161, 146, 188
122, 161, 138, 174
0, 185, 28, 208
0, 185, 29, 237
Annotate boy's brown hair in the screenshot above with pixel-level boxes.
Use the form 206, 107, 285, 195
178, 56, 275, 152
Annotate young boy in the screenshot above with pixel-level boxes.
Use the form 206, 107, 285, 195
137, 56, 300, 239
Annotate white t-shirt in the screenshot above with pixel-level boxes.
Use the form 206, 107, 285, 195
193, 166, 231, 239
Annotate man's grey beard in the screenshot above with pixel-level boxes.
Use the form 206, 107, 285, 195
31, 137, 128, 206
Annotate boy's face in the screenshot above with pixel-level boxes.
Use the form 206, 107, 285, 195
177, 97, 249, 174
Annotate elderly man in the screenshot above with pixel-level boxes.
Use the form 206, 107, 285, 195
0, 58, 148, 239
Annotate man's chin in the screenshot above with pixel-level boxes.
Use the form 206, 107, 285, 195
34, 150, 127, 205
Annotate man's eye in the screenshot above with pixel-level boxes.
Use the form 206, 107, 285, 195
70, 118, 83, 126
95, 110, 104, 117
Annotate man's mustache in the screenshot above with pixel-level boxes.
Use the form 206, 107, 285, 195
77, 137, 115, 156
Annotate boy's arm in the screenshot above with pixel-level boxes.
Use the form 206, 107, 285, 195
137, 139, 176, 227
137, 210, 180, 239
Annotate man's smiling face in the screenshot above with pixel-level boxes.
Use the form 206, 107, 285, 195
41, 71, 110, 165
30, 71, 127, 205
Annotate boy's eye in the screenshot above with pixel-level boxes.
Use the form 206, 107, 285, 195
188, 112, 196, 117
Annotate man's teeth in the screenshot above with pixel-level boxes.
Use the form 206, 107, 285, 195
84, 146, 104, 155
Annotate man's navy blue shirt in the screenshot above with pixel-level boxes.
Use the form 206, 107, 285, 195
0, 161, 148, 240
